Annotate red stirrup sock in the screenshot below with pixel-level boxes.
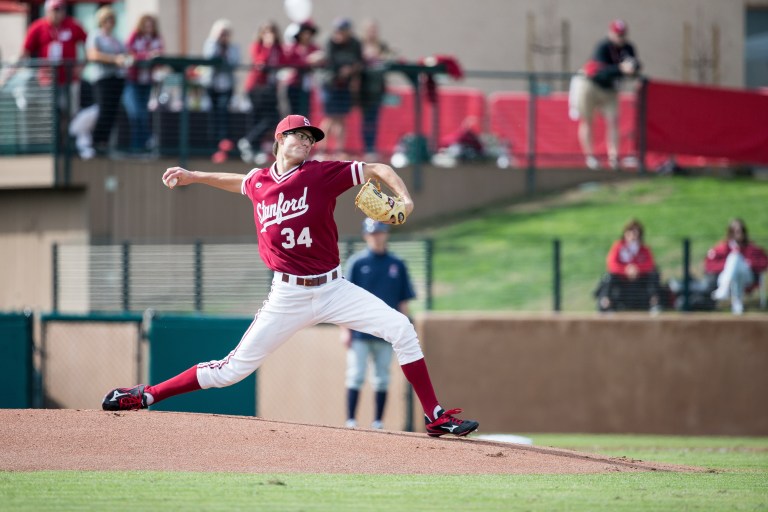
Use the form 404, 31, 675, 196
144, 365, 201, 404
400, 358, 441, 421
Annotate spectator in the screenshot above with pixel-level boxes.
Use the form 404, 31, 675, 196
123, 14, 163, 153
20, 0, 86, 114
85, 5, 130, 154
238, 22, 285, 165
359, 19, 393, 161
438, 116, 485, 160
317, 17, 363, 158
595, 218, 661, 312
284, 20, 323, 118
202, 19, 240, 147
342, 219, 416, 430
706, 218, 768, 315
573, 19, 640, 170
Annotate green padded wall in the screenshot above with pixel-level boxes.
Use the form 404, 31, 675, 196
0, 312, 34, 408
148, 315, 256, 416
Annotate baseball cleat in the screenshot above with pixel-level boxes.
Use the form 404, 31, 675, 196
425, 408, 479, 437
102, 385, 148, 411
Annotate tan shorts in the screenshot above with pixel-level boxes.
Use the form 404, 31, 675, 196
574, 77, 618, 122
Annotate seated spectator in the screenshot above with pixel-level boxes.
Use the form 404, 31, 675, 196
430, 117, 486, 168
705, 218, 768, 315
595, 218, 661, 312
443, 116, 485, 158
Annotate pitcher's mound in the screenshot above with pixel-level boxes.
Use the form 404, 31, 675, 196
1, 409, 694, 474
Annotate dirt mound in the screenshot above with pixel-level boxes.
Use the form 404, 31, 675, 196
1, 409, 693, 474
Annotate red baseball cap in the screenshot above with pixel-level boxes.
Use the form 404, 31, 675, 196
609, 19, 628, 36
45, 0, 66, 10
274, 115, 325, 142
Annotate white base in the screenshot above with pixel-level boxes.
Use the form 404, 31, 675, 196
474, 434, 534, 445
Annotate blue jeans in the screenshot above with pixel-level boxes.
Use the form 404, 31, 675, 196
122, 82, 152, 151
207, 88, 232, 144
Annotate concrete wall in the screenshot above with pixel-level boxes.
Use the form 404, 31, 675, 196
0, 188, 88, 311
39, 314, 768, 435
418, 313, 768, 435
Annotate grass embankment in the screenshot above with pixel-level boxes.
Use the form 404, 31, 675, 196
428, 176, 768, 311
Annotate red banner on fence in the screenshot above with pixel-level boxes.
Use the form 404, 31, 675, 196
645, 80, 768, 164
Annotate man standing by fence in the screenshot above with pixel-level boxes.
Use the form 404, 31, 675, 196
572, 19, 640, 170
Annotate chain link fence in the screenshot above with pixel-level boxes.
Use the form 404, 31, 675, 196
53, 239, 433, 315
53, 236, 767, 315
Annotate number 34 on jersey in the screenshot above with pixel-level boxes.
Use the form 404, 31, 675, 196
281, 227, 313, 248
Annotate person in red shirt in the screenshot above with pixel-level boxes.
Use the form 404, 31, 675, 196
20, 0, 87, 110
101, 114, 479, 438
283, 21, 323, 118
123, 14, 164, 152
596, 218, 661, 312
705, 218, 768, 315
238, 22, 286, 165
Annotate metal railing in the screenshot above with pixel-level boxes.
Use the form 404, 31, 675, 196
2, 59, 646, 192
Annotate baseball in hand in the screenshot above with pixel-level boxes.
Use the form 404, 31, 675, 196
166, 177, 178, 188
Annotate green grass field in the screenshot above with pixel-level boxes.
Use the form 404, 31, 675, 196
2, 434, 766, 512
429, 175, 768, 311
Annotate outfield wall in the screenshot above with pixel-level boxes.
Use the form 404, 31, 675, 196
43, 314, 768, 435
418, 313, 768, 436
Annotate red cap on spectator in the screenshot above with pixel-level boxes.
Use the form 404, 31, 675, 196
45, 0, 65, 10
609, 19, 628, 36
274, 115, 325, 142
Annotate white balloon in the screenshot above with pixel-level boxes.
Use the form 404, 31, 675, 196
284, 22, 300, 43
284, 0, 312, 23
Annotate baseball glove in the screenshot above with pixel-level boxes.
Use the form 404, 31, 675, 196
354, 179, 408, 225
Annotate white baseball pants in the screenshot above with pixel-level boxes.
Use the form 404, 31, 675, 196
196, 269, 423, 390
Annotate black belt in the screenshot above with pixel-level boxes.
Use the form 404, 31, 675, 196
282, 269, 339, 287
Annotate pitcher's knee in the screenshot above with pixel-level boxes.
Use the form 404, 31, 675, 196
387, 320, 423, 365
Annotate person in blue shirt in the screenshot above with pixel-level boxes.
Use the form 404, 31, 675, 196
342, 218, 416, 429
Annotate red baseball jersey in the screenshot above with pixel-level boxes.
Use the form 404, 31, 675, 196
242, 159, 366, 275
23, 17, 87, 85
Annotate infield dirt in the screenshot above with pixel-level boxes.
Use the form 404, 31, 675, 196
1, 409, 698, 474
